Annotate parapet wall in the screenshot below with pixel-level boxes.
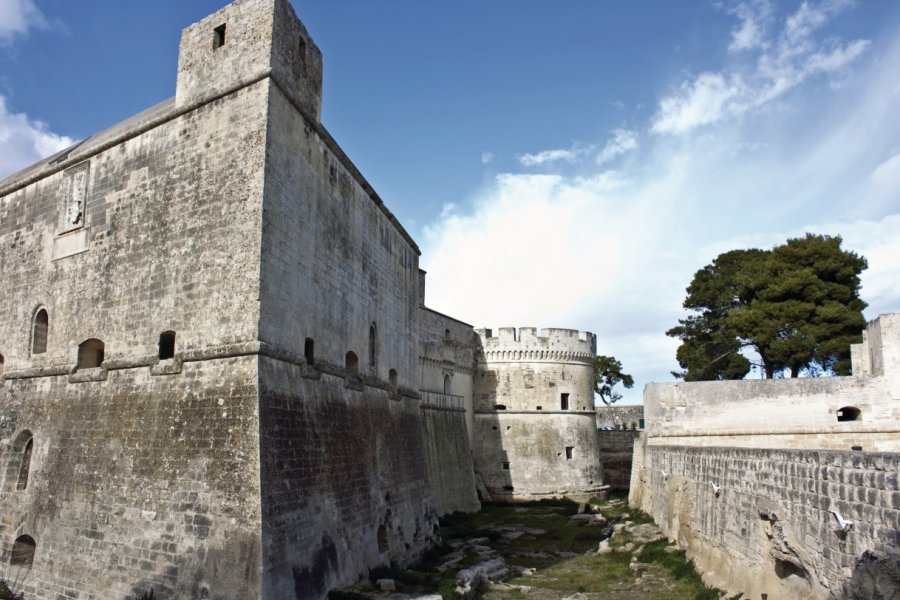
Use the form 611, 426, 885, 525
475, 327, 596, 364
630, 441, 900, 600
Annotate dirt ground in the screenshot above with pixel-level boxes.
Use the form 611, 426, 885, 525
333, 494, 733, 600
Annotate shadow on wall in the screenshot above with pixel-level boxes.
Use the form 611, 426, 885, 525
846, 550, 900, 600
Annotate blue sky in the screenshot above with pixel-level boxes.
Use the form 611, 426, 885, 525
2, 0, 899, 403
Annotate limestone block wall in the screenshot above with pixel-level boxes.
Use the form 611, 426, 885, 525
420, 406, 480, 516
259, 81, 421, 393
630, 441, 900, 600
596, 405, 644, 429
257, 357, 440, 598
0, 357, 262, 600
597, 430, 640, 490
418, 306, 477, 440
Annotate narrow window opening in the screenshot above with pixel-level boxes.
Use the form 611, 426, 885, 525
491, 426, 498, 430
536, 406, 543, 411
389, 369, 398, 389
560, 393, 569, 410
213, 24, 226, 49
444, 328, 451, 341
369, 323, 377, 369
0, 353, 4, 376
502, 461, 510, 470
443, 374, 451, 394
10, 535, 35, 567
376, 525, 388, 553
16, 437, 33, 491
565, 446, 574, 460
836, 406, 861, 422
77, 339, 105, 369
304, 338, 315, 366
506, 426, 511, 431
158, 331, 176, 360
32, 309, 48, 355
345, 351, 359, 378
494, 404, 506, 411
502, 485, 514, 492
297, 36, 307, 69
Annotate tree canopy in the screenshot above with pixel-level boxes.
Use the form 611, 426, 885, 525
667, 234, 867, 380
593, 355, 634, 406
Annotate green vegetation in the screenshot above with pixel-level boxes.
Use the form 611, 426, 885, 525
668, 234, 867, 380
593, 355, 635, 406
331, 493, 730, 599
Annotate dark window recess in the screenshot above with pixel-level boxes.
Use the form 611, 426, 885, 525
32, 309, 48, 355
304, 338, 315, 366
77, 339, 105, 369
345, 351, 359, 377
837, 406, 861, 422
16, 438, 33, 491
213, 24, 226, 48
369, 324, 377, 368
502, 462, 510, 470
565, 446, 574, 460
158, 331, 176, 360
377, 525, 388, 553
492, 426, 498, 431
444, 328, 451, 340
443, 374, 451, 394
502, 485, 514, 492
494, 404, 506, 411
536, 406, 543, 411
10, 535, 35, 567
389, 369, 398, 389
560, 393, 569, 410
0, 353, 4, 375
297, 36, 307, 69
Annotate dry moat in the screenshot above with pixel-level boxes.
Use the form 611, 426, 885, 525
333, 495, 734, 600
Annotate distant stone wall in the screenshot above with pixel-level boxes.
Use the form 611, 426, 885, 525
420, 406, 480, 516
597, 430, 640, 490
630, 441, 900, 600
596, 405, 644, 429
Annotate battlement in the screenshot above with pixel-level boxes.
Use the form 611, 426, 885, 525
176, 0, 323, 119
474, 327, 596, 362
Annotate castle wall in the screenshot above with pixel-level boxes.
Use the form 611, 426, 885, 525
596, 404, 644, 429
259, 81, 420, 392
257, 357, 438, 599
473, 327, 605, 501
0, 357, 262, 600
420, 406, 481, 516
597, 430, 640, 490
629, 441, 900, 600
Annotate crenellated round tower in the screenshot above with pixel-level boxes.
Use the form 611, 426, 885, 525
472, 327, 607, 501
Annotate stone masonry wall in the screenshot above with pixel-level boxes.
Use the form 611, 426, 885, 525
257, 357, 439, 598
630, 441, 900, 599
597, 430, 640, 491
596, 405, 644, 429
420, 406, 480, 516
0, 357, 262, 600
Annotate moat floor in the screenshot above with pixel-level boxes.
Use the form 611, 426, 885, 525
335, 495, 728, 600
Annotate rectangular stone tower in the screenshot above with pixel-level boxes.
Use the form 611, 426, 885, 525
0, 1, 442, 598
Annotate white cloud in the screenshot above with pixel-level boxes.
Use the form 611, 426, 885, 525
0, 0, 46, 44
596, 129, 638, 165
870, 153, 900, 189
727, 0, 773, 52
481, 151, 494, 164
517, 143, 594, 167
0, 95, 74, 179
654, 0, 869, 134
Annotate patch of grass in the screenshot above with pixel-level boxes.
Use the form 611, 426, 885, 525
637, 539, 727, 599
509, 551, 635, 593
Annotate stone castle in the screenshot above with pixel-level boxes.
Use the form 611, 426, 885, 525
0, 1, 605, 598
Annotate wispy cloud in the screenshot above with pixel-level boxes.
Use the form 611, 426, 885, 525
0, 95, 74, 178
481, 151, 494, 164
653, 0, 869, 134
596, 129, 638, 165
517, 143, 594, 167
0, 0, 46, 45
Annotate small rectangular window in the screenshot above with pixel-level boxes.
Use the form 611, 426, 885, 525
565, 446, 574, 460
560, 393, 569, 410
213, 24, 226, 49
502, 462, 510, 470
